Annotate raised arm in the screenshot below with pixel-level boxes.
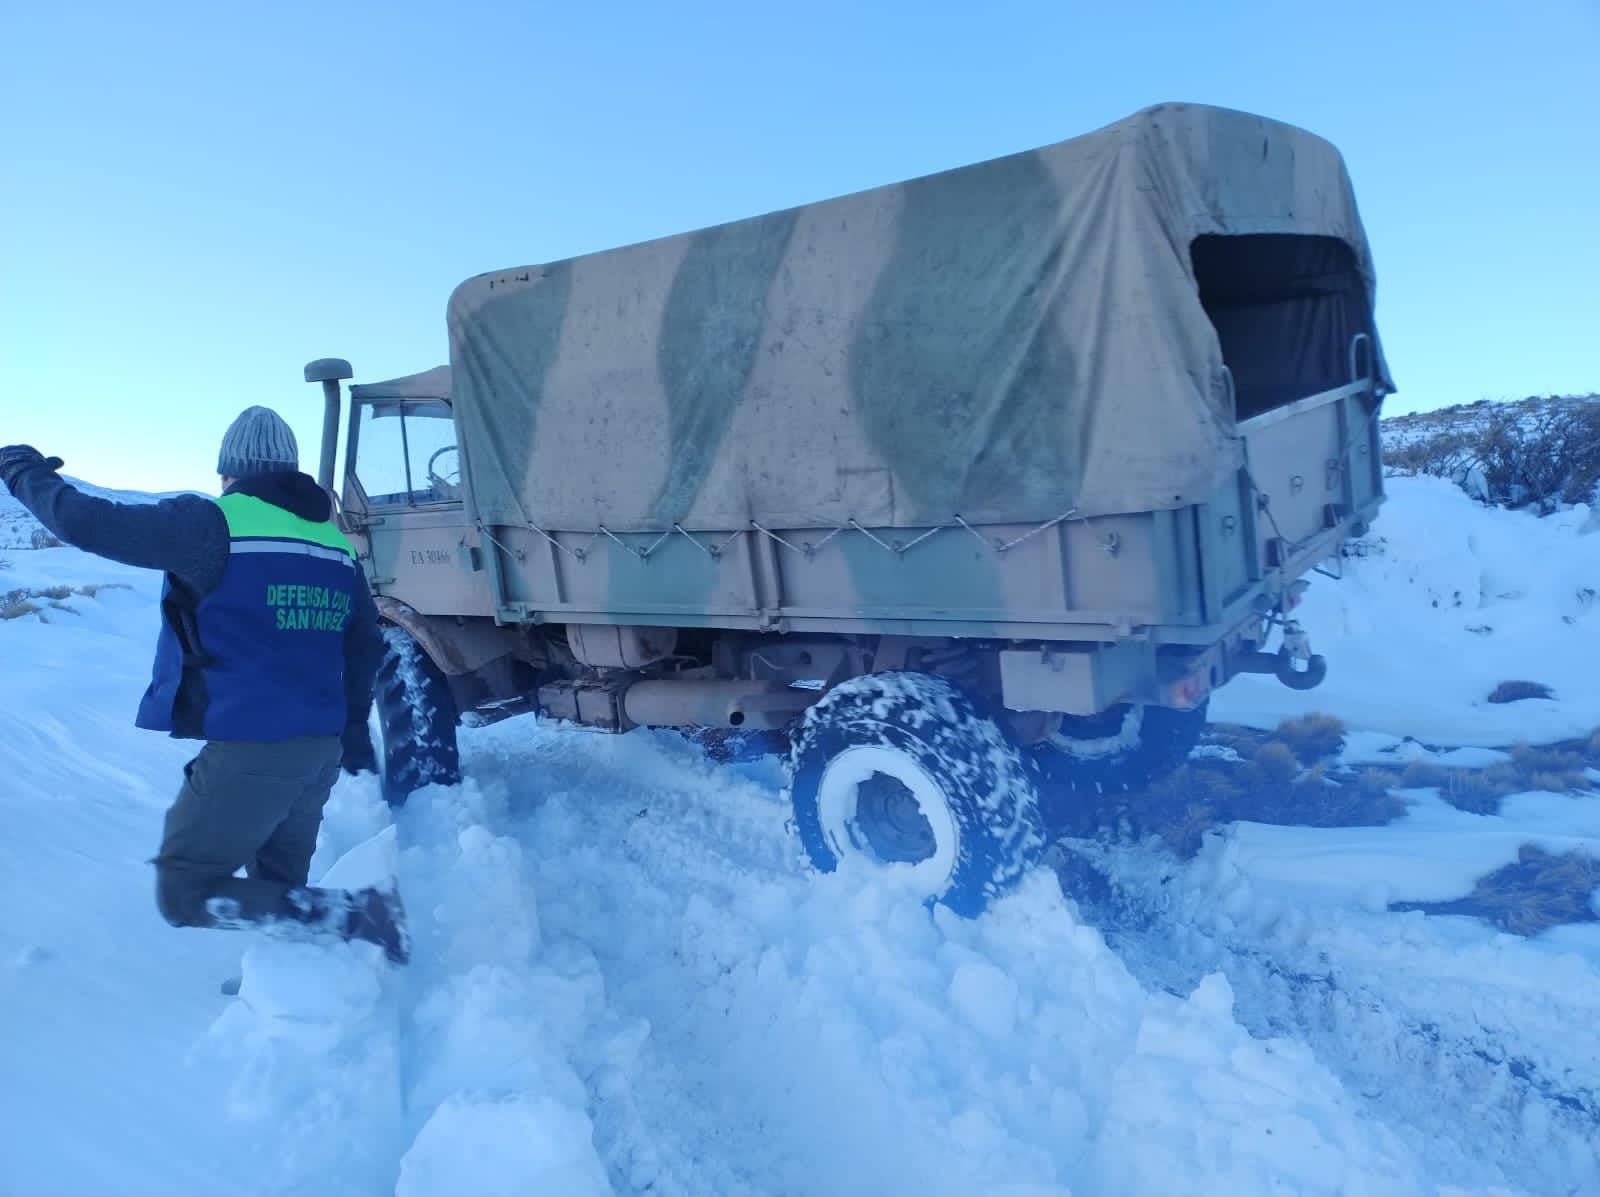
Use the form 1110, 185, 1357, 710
1, 446, 229, 594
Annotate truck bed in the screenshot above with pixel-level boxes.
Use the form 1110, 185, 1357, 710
476, 377, 1382, 644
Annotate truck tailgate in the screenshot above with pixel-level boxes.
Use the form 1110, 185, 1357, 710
1238, 380, 1384, 573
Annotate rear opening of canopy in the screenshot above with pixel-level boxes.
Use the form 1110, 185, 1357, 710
1191, 234, 1376, 422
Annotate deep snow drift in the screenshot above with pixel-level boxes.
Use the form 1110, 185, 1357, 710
1213, 474, 1600, 744
1, 475, 1597, 1197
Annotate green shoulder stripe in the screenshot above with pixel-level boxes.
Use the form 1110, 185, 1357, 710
216, 492, 357, 557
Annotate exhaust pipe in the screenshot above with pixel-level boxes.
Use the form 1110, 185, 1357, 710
304, 358, 354, 491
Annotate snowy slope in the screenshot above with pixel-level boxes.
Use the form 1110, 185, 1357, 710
0, 487, 50, 549
2, 477, 1598, 1196
1213, 475, 1600, 744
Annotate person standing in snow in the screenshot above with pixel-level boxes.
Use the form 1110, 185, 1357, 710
0, 409, 408, 963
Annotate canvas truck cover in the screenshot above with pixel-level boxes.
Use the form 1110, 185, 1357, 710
447, 103, 1391, 534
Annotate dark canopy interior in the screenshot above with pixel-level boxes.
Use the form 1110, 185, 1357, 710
1191, 234, 1376, 421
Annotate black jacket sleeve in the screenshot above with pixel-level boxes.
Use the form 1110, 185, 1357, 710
8, 468, 229, 594
343, 569, 386, 731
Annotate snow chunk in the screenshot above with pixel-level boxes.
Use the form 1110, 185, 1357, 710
397, 1094, 613, 1197
948, 959, 1020, 1039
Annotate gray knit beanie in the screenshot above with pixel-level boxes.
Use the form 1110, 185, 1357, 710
217, 406, 299, 479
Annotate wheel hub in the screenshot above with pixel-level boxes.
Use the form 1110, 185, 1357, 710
853, 771, 936, 863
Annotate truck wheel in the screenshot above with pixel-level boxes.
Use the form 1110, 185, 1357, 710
785, 672, 1046, 917
1034, 701, 1208, 797
373, 624, 461, 807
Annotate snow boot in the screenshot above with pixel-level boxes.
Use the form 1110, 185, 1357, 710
342, 885, 410, 965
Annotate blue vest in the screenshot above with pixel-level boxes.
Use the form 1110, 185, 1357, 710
137, 492, 361, 741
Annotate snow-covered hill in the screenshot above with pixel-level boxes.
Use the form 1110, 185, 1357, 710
1, 473, 1597, 1196
1, 488, 55, 550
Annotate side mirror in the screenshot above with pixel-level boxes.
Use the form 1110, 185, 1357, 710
304, 359, 354, 491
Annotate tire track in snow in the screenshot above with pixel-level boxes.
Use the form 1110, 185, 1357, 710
477, 723, 1446, 1197
1055, 839, 1600, 1195
470, 725, 799, 1197
384, 767, 622, 1195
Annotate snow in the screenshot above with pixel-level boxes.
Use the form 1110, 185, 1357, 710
1213, 475, 1600, 745
1198, 790, 1600, 907
3, 475, 1599, 1196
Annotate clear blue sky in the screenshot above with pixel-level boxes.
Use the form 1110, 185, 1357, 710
3, 0, 1596, 495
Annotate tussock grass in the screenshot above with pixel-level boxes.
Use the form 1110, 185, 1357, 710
1511, 744, 1586, 774
0, 582, 130, 621
1055, 742, 1407, 860
1273, 713, 1348, 764
1365, 745, 1592, 816
1251, 741, 1302, 786
1489, 680, 1555, 704
1391, 845, 1600, 936
1047, 715, 1596, 859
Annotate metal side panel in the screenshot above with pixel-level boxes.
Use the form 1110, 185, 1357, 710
481, 508, 1217, 636
1194, 471, 1258, 621
495, 526, 765, 623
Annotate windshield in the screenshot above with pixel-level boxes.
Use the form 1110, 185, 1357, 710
355, 400, 461, 507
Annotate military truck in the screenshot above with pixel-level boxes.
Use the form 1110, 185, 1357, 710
306, 102, 1391, 914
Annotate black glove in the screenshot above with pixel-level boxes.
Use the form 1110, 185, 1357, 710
341, 721, 379, 776
0, 445, 65, 494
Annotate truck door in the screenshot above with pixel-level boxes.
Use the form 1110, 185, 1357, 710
344, 397, 492, 618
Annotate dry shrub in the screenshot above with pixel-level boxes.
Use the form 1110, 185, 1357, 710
1438, 770, 1504, 816
1229, 762, 1406, 830
1155, 799, 1218, 859
1475, 403, 1600, 512
1511, 744, 1586, 774
1490, 680, 1555, 705
1355, 768, 1398, 799
0, 581, 128, 620
1382, 745, 1592, 815
1387, 397, 1600, 513
75, 583, 130, 599
1392, 845, 1600, 936
1201, 723, 1266, 759
1274, 713, 1348, 764
1251, 742, 1302, 787
1126, 751, 1405, 860
1399, 761, 1451, 790
1117, 764, 1236, 857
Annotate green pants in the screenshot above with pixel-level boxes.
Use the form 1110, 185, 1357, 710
153, 736, 343, 930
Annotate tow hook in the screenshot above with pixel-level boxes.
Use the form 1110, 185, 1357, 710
1274, 619, 1327, 690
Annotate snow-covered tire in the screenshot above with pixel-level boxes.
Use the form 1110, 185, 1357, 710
373, 624, 461, 807
785, 672, 1046, 917
1033, 701, 1208, 798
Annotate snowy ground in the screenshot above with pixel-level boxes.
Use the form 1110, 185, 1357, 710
2, 475, 1598, 1197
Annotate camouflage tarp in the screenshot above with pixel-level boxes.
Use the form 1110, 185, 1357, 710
447, 102, 1390, 533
